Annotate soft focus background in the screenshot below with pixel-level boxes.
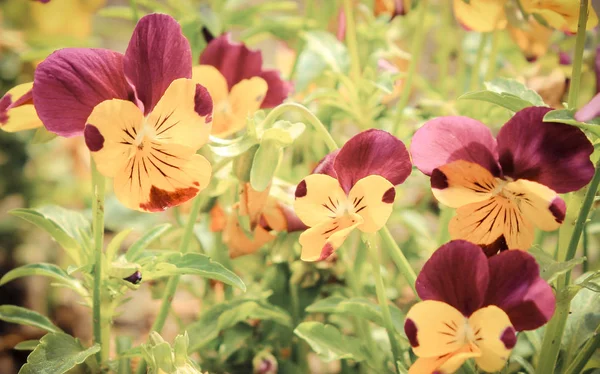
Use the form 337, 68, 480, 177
1, 0, 600, 373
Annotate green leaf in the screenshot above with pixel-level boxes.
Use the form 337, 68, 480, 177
143, 253, 246, 291
0, 305, 62, 333
543, 109, 600, 138
306, 296, 405, 333
20, 332, 100, 374
529, 247, 585, 282
14, 340, 39, 351
209, 136, 258, 157
30, 127, 57, 144
458, 91, 537, 112
294, 322, 367, 362
105, 229, 133, 262
125, 223, 172, 262
484, 78, 545, 106
250, 141, 282, 192
562, 273, 600, 365
0, 263, 86, 296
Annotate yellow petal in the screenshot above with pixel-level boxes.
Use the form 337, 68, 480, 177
432, 161, 498, 209
228, 77, 268, 131
239, 182, 271, 229
508, 19, 553, 61
0, 82, 43, 133
449, 196, 534, 252
409, 344, 482, 374
299, 214, 363, 261
405, 300, 467, 358
521, 0, 598, 32
469, 306, 515, 372
192, 65, 229, 104
348, 175, 396, 233
505, 179, 563, 232
147, 78, 212, 150
453, 0, 508, 32
224, 204, 276, 258
293, 174, 347, 227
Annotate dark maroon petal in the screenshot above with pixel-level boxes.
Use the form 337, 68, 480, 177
575, 92, 600, 123
410, 116, 501, 177
549, 197, 566, 224
199, 33, 262, 90
295, 180, 307, 198
33, 48, 131, 137
497, 106, 594, 193
84, 125, 105, 152
484, 250, 556, 331
124, 14, 192, 115
595, 46, 600, 94
312, 150, 339, 178
279, 204, 308, 232
415, 240, 489, 316
258, 70, 292, 109
333, 129, 412, 193
0, 94, 11, 124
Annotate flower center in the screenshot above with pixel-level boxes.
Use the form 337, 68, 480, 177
134, 121, 157, 148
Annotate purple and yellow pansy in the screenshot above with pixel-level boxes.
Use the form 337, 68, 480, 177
33, 14, 214, 212
0, 82, 42, 132
411, 106, 594, 256
293, 129, 412, 261
192, 34, 292, 137
404, 240, 555, 373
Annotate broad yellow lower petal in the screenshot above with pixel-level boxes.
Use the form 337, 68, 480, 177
506, 179, 564, 232
449, 196, 534, 253
405, 300, 467, 358
229, 77, 268, 119
147, 78, 212, 150
348, 175, 395, 233
469, 306, 515, 372
453, 0, 507, 32
0, 82, 42, 132
408, 344, 481, 374
432, 161, 498, 209
299, 214, 363, 261
294, 174, 347, 227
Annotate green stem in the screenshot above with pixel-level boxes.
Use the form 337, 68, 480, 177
393, 0, 429, 130
365, 234, 401, 373
470, 33, 489, 91
565, 323, 600, 374
380, 226, 417, 295
263, 102, 338, 152
438, 1, 453, 97
128, 0, 139, 22
343, 0, 361, 80
535, 290, 571, 374
135, 195, 203, 374
485, 30, 500, 82
566, 0, 589, 109
91, 159, 107, 363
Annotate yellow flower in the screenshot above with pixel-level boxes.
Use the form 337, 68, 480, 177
0, 82, 43, 133
453, 0, 508, 32
520, 0, 598, 33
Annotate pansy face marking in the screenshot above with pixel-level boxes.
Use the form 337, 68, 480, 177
404, 240, 555, 373
411, 107, 594, 255
294, 129, 412, 261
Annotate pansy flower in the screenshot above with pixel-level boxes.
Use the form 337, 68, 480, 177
33, 14, 214, 212
404, 240, 555, 373
293, 129, 411, 261
0, 83, 43, 133
520, 0, 598, 33
192, 33, 292, 137
453, 0, 508, 32
411, 106, 594, 256
508, 19, 553, 62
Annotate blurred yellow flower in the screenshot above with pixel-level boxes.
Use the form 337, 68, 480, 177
453, 0, 508, 32
520, 0, 598, 33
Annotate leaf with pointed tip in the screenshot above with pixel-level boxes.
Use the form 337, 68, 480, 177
14, 340, 39, 351
294, 322, 367, 362
0, 263, 86, 296
0, 305, 61, 333
125, 224, 172, 262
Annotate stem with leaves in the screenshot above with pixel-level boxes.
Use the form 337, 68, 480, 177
91, 159, 107, 363
566, 0, 589, 109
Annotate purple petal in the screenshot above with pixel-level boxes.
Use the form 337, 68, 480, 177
124, 14, 192, 115
410, 116, 501, 177
258, 70, 292, 109
595, 46, 600, 94
312, 150, 339, 178
415, 240, 489, 316
575, 92, 600, 123
484, 250, 556, 331
333, 129, 412, 193
497, 106, 594, 193
279, 204, 309, 232
33, 48, 131, 137
199, 33, 263, 90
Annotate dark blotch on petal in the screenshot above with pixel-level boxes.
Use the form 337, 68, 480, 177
549, 197, 566, 223
123, 270, 142, 285
500, 326, 517, 349
481, 235, 508, 257
84, 125, 105, 152
140, 185, 199, 212
318, 243, 335, 261
430, 168, 449, 189
404, 318, 419, 347
295, 180, 307, 198
194, 84, 213, 118
382, 187, 396, 203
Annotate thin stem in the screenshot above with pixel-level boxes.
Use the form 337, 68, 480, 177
135, 195, 204, 374
380, 226, 417, 295
470, 33, 489, 91
485, 30, 500, 82
565, 323, 600, 374
534, 290, 571, 374
567, 0, 589, 109
263, 102, 338, 152
91, 159, 106, 363
365, 234, 401, 373
128, 0, 139, 22
394, 0, 429, 131
438, 0, 453, 97
343, 0, 361, 80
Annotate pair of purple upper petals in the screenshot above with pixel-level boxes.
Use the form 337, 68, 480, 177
311, 129, 413, 193
410, 106, 595, 194
416, 240, 556, 331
